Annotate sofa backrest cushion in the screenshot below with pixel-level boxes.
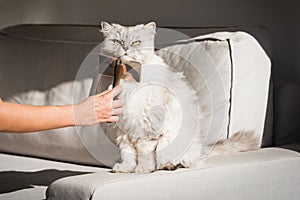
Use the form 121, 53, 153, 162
0, 25, 272, 166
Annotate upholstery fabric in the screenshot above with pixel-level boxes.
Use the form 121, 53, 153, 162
0, 153, 105, 200
0, 26, 271, 166
1, 148, 297, 200
46, 148, 300, 200
157, 31, 271, 145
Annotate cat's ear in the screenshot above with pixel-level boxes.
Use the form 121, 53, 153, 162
144, 22, 156, 33
100, 21, 113, 34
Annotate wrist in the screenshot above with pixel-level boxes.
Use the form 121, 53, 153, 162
59, 105, 75, 127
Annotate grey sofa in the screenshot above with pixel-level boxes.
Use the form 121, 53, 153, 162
0, 24, 299, 200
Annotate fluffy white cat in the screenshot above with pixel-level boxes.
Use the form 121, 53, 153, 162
99, 21, 260, 173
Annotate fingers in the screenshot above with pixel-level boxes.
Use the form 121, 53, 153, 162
98, 105, 123, 119
99, 116, 119, 123
112, 85, 123, 97
123, 72, 136, 82
97, 85, 123, 99
98, 88, 112, 96
112, 107, 123, 116
93, 85, 124, 124
111, 98, 125, 117
112, 99, 125, 109
107, 116, 119, 122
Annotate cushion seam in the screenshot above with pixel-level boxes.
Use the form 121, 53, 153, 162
226, 39, 234, 138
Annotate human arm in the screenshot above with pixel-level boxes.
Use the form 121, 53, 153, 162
0, 85, 124, 133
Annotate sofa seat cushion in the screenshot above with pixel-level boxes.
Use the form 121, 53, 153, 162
47, 148, 300, 200
0, 153, 105, 200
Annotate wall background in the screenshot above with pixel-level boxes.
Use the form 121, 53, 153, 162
0, 0, 299, 82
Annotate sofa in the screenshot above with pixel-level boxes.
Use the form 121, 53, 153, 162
0, 24, 299, 200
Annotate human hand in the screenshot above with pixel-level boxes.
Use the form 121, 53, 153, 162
123, 72, 137, 82
73, 85, 124, 125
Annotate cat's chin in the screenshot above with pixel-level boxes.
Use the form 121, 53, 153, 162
120, 56, 134, 62
121, 55, 143, 63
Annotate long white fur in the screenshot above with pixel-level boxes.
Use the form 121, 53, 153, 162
100, 21, 260, 173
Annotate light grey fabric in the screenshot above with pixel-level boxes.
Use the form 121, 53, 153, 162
0, 153, 105, 200
157, 31, 271, 146
46, 148, 300, 200
0, 29, 104, 166
0, 28, 271, 167
0, 186, 47, 200
1, 148, 299, 200
157, 39, 231, 145
0, 24, 285, 200
192, 32, 271, 142
0, 25, 274, 148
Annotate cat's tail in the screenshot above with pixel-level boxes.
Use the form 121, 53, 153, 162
208, 131, 260, 157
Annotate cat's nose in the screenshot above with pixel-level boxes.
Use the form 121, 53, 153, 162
123, 46, 129, 51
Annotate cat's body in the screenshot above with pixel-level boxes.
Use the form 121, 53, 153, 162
100, 21, 260, 173
102, 52, 190, 173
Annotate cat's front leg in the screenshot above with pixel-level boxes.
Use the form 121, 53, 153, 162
156, 137, 177, 170
112, 136, 137, 173
178, 140, 203, 168
135, 139, 158, 173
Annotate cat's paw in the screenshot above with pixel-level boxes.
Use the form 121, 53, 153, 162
112, 163, 135, 173
157, 162, 177, 170
156, 156, 176, 170
135, 165, 155, 173
179, 157, 201, 168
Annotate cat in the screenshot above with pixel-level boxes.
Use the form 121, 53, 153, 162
99, 21, 260, 173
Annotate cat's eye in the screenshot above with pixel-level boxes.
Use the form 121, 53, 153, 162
112, 39, 123, 46
131, 40, 141, 47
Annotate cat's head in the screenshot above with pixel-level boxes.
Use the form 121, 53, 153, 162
100, 21, 156, 63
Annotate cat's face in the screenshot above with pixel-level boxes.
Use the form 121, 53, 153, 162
100, 21, 156, 63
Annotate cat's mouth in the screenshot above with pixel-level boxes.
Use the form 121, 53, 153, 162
120, 55, 135, 62
120, 54, 143, 63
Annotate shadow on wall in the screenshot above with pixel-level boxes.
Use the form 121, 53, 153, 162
0, 25, 99, 98
0, 169, 92, 194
